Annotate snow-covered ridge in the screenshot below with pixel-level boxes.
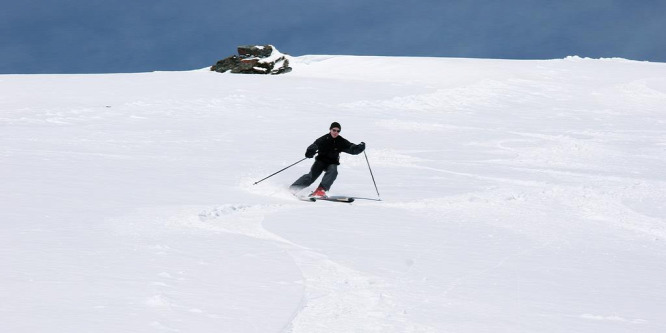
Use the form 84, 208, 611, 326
563, 55, 650, 62
2, 55, 666, 332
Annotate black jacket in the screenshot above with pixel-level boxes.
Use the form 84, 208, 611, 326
306, 134, 365, 165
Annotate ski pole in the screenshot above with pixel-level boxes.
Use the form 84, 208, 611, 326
253, 157, 308, 185
363, 151, 381, 199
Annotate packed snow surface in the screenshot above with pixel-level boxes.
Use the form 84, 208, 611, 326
2, 55, 666, 332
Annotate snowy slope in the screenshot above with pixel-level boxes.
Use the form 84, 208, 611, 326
2, 55, 666, 332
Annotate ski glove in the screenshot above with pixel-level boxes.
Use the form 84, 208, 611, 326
348, 142, 365, 155
305, 147, 317, 158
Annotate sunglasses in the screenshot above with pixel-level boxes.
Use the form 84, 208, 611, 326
331, 129, 340, 133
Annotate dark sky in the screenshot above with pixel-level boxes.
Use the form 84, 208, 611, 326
1, 0, 664, 73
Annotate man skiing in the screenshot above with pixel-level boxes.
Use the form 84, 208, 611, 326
290, 122, 365, 197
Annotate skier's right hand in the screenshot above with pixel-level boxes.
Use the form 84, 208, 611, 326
305, 144, 317, 158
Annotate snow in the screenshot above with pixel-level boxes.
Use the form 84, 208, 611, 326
2, 55, 666, 332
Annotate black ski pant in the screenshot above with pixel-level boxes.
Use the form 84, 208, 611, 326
290, 160, 338, 193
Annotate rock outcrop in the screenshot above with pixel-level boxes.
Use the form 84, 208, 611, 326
211, 45, 292, 75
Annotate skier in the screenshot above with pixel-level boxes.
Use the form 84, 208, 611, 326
290, 122, 365, 197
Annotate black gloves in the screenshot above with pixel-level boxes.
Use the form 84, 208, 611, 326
348, 141, 365, 155
305, 143, 318, 158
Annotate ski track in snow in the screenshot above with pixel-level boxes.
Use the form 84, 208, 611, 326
194, 199, 432, 332
121, 180, 433, 331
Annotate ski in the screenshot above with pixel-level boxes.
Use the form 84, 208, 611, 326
311, 195, 355, 203
295, 195, 355, 203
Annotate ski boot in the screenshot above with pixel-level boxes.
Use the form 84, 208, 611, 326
310, 186, 327, 198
